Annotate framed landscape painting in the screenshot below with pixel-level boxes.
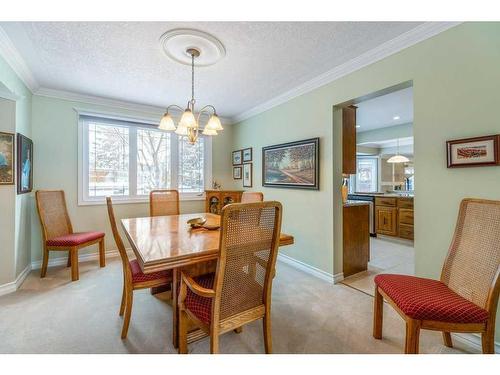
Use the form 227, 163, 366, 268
17, 133, 33, 194
0, 131, 15, 185
262, 137, 319, 190
447, 135, 499, 168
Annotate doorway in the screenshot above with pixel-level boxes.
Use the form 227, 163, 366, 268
340, 84, 415, 296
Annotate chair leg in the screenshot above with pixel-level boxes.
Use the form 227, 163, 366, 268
210, 332, 219, 354
481, 323, 495, 354
119, 279, 126, 316
234, 327, 243, 334
178, 309, 188, 354
263, 313, 272, 354
442, 332, 453, 348
70, 248, 79, 281
404, 319, 421, 354
373, 286, 383, 339
99, 239, 106, 267
41, 246, 49, 278
121, 288, 133, 339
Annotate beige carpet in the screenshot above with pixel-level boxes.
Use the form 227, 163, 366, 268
0, 256, 475, 354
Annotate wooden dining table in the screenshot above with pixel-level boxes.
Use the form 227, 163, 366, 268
121, 212, 294, 347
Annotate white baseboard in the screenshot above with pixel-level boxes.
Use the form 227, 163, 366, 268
453, 333, 500, 354
0, 264, 31, 297
31, 249, 120, 270
277, 253, 340, 284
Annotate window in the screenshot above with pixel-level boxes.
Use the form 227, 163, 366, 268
79, 113, 211, 205
350, 156, 379, 193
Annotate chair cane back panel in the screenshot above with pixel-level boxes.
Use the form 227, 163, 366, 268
441, 199, 500, 309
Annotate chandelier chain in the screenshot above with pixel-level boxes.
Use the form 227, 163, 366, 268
191, 53, 195, 106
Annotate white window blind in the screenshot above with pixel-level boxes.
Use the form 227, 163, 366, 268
78, 113, 211, 205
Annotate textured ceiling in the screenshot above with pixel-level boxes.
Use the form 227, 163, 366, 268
1, 22, 422, 118
356, 87, 413, 132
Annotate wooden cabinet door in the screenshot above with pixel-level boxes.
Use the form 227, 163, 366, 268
342, 105, 357, 174
376, 207, 397, 236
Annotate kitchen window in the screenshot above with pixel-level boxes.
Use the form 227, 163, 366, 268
350, 156, 379, 193
78, 112, 211, 205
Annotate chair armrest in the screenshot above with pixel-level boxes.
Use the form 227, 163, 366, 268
181, 272, 216, 298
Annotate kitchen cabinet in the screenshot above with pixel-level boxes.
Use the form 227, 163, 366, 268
376, 206, 398, 236
342, 105, 357, 174
343, 203, 370, 277
375, 196, 414, 239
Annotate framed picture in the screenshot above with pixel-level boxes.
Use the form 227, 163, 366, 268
233, 166, 242, 179
262, 137, 319, 190
447, 135, 500, 168
0, 131, 15, 185
243, 163, 253, 187
232, 149, 242, 165
243, 147, 253, 162
17, 133, 33, 194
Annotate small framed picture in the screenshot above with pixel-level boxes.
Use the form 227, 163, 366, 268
17, 133, 33, 194
447, 135, 499, 168
0, 131, 15, 185
232, 150, 242, 165
243, 163, 253, 187
233, 166, 242, 179
243, 147, 253, 162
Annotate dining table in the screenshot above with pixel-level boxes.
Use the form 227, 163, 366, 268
121, 212, 294, 347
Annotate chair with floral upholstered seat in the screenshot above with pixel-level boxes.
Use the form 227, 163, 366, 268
178, 201, 282, 354
35, 190, 105, 281
373, 198, 500, 354
106, 197, 173, 339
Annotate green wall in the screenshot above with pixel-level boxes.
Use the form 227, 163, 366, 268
30, 95, 233, 264
232, 22, 500, 341
357, 123, 413, 144
0, 54, 32, 285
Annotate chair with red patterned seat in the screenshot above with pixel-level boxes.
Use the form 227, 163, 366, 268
178, 201, 283, 354
35, 190, 106, 281
106, 197, 173, 339
373, 198, 500, 354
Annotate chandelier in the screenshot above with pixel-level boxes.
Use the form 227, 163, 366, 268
158, 48, 223, 144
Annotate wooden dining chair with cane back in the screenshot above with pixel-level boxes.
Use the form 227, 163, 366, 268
106, 197, 173, 339
373, 198, 500, 354
178, 201, 283, 354
241, 191, 264, 203
150, 189, 180, 217
35, 190, 105, 281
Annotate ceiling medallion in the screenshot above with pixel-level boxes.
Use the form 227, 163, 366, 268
158, 30, 225, 144
159, 28, 226, 66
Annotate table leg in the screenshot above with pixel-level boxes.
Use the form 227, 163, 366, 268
172, 267, 179, 349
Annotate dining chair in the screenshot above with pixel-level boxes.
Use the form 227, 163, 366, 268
35, 190, 105, 281
241, 191, 264, 203
373, 198, 500, 354
106, 197, 173, 339
150, 189, 179, 217
178, 201, 282, 354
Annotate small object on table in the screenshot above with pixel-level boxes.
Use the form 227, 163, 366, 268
187, 217, 207, 229
202, 223, 220, 231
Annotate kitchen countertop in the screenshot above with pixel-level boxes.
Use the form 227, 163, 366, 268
343, 200, 371, 207
350, 192, 414, 198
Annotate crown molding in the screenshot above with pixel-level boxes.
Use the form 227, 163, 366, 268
34, 87, 233, 125
231, 22, 462, 124
0, 26, 39, 92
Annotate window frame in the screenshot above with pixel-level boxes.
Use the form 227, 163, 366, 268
77, 109, 212, 206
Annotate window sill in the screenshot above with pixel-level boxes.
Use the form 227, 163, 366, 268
78, 194, 206, 207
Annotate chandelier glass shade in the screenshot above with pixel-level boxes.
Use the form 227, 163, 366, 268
158, 48, 223, 144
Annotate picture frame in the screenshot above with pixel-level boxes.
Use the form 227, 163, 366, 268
262, 137, 319, 190
232, 149, 242, 165
233, 166, 242, 179
243, 163, 253, 187
242, 147, 253, 162
17, 133, 33, 194
0, 131, 15, 185
447, 135, 500, 168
